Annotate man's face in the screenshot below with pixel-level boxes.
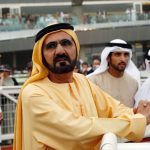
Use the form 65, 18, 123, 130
145, 59, 150, 71
82, 64, 88, 71
107, 51, 130, 72
0, 71, 10, 79
92, 59, 100, 70
42, 31, 77, 74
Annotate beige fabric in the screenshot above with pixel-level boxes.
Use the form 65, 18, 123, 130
88, 71, 138, 107
20, 73, 146, 150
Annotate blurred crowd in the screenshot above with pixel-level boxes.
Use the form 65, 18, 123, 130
0, 9, 150, 32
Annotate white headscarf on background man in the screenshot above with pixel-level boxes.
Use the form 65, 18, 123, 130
134, 49, 150, 107
87, 39, 140, 85
145, 49, 150, 72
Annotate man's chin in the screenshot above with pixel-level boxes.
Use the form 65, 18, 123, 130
50, 65, 75, 74
47, 59, 77, 74
118, 65, 126, 71
118, 68, 126, 72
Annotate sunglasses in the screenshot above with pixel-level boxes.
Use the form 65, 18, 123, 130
44, 39, 73, 50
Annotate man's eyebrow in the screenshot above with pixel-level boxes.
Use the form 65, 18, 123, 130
45, 38, 72, 43
113, 51, 129, 53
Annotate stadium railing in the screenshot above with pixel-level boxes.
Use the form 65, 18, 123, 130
0, 86, 21, 149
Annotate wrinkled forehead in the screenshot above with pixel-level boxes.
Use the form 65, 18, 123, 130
43, 31, 73, 44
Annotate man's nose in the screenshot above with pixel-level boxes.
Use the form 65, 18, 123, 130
120, 54, 127, 60
54, 43, 66, 54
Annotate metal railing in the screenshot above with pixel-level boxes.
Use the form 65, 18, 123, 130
0, 86, 21, 149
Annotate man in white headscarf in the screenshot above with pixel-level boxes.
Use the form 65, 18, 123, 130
88, 39, 140, 107
134, 50, 150, 139
135, 50, 150, 107
0, 106, 3, 123
145, 49, 150, 72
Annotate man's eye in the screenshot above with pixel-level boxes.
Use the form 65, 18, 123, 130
46, 42, 57, 49
124, 53, 129, 56
114, 53, 120, 56
61, 39, 72, 46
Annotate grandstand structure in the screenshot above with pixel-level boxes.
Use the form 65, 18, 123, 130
0, 0, 150, 71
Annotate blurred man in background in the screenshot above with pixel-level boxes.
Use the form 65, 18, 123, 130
0, 64, 18, 86
0, 106, 3, 123
135, 49, 150, 107
145, 49, 150, 72
81, 61, 89, 75
87, 57, 101, 74
26, 61, 33, 77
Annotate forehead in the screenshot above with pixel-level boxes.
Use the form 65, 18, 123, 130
44, 31, 72, 44
112, 51, 129, 54
93, 59, 100, 62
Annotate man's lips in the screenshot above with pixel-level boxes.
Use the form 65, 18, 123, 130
55, 58, 66, 62
54, 57, 69, 62
119, 63, 126, 67
119, 62, 126, 65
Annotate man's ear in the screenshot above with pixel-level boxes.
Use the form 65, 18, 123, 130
107, 56, 110, 63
